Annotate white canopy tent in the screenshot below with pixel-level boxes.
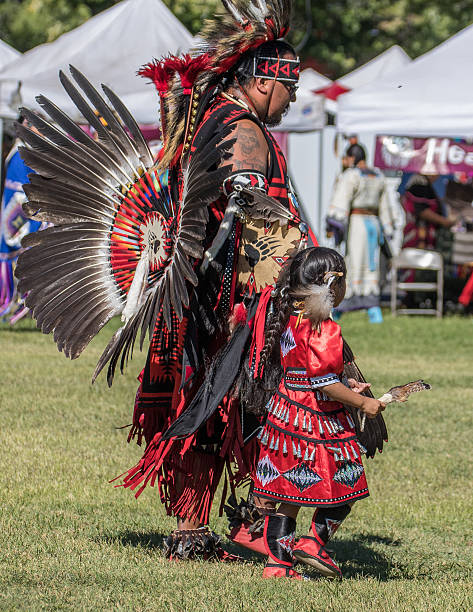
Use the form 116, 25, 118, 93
0, 0, 193, 123
338, 45, 410, 90
299, 67, 331, 91
0, 40, 21, 120
337, 24, 473, 137
0, 39, 20, 70
0, 40, 21, 185
277, 67, 329, 132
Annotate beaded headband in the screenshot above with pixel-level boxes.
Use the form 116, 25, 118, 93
253, 56, 300, 83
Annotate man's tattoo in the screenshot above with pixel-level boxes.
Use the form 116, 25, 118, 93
239, 126, 259, 155
233, 158, 266, 172
229, 122, 267, 173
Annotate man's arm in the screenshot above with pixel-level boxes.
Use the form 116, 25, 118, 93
221, 119, 269, 174
199, 120, 269, 273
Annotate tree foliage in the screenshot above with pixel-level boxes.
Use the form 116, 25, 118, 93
0, 0, 114, 53
290, 0, 473, 75
0, 0, 472, 77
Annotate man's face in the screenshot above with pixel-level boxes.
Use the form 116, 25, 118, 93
345, 155, 355, 169
264, 80, 296, 126
262, 53, 298, 126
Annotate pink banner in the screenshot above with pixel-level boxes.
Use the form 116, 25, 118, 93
374, 135, 473, 175
271, 131, 288, 157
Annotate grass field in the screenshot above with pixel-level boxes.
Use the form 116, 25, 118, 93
1, 312, 472, 611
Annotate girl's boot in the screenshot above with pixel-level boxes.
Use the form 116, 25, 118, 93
293, 505, 351, 579
262, 514, 304, 579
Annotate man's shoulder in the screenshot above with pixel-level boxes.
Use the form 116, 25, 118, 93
207, 95, 257, 124
340, 167, 362, 185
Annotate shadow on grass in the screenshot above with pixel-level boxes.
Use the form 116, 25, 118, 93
0, 324, 40, 333
103, 531, 166, 549
331, 534, 407, 581
99, 531, 263, 562
99, 531, 412, 579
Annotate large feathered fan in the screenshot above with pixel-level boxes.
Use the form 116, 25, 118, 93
15, 65, 235, 383
342, 339, 388, 458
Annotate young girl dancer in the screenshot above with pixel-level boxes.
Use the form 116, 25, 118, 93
246, 247, 385, 580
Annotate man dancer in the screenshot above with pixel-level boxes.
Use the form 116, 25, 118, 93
15, 0, 312, 562
120, 5, 312, 560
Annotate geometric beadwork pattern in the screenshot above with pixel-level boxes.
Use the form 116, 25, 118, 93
333, 461, 364, 489
282, 462, 322, 492
277, 532, 296, 553
256, 455, 281, 486
280, 325, 297, 357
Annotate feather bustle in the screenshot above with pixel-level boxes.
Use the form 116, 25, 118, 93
17, 65, 239, 383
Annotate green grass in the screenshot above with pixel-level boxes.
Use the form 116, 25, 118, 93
1, 312, 472, 611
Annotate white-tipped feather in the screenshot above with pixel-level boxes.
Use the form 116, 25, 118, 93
222, 0, 245, 24
256, 0, 268, 15
121, 249, 149, 323
292, 282, 334, 326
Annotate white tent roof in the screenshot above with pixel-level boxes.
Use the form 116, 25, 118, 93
0, 40, 21, 116
338, 45, 410, 90
0, 0, 193, 123
278, 89, 326, 132
337, 24, 473, 137
275, 67, 330, 131
299, 67, 331, 91
0, 39, 21, 70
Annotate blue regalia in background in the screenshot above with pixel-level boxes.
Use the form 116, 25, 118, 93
0, 143, 41, 318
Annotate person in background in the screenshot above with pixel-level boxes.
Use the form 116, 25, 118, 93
326, 143, 394, 323
0, 117, 43, 321
401, 171, 457, 255
401, 172, 458, 308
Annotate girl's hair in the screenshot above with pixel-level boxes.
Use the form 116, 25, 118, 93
240, 247, 346, 416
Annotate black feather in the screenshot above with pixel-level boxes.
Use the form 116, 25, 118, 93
17, 70, 238, 383
68, 65, 143, 169
35, 95, 133, 180
102, 84, 153, 167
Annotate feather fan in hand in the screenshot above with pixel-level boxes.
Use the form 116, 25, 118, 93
15, 65, 235, 385
378, 380, 431, 403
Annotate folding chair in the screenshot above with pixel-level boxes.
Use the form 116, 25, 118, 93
391, 248, 443, 317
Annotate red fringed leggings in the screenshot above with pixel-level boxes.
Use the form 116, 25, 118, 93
161, 447, 225, 525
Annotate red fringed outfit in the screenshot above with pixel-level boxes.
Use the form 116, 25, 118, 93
119, 96, 307, 524
253, 317, 369, 507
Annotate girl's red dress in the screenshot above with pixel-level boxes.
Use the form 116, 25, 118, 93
253, 316, 369, 507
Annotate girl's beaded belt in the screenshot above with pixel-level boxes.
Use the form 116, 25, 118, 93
284, 367, 339, 391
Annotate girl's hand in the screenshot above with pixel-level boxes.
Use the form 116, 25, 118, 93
360, 397, 385, 419
347, 378, 371, 394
